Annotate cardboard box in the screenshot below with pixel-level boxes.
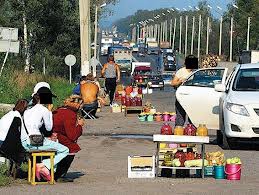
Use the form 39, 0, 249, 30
128, 156, 155, 178
112, 106, 121, 113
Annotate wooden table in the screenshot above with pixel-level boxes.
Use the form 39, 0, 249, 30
125, 106, 143, 116
153, 135, 210, 178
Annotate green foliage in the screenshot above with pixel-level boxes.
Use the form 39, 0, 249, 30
0, 67, 75, 108
0, 163, 11, 186
0, 0, 119, 77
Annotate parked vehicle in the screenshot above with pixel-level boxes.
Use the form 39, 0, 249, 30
215, 63, 259, 148
176, 64, 259, 149
131, 62, 151, 87
162, 73, 173, 85
148, 75, 165, 90
239, 50, 259, 64
101, 36, 113, 55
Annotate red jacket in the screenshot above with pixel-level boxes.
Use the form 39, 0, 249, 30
53, 107, 83, 153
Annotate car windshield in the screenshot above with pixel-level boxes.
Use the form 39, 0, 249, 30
233, 68, 259, 91
162, 75, 172, 79
116, 59, 131, 64
184, 69, 225, 88
134, 70, 151, 75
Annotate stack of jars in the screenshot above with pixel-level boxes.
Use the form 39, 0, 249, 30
122, 96, 142, 107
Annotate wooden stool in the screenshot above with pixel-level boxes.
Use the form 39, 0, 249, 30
28, 150, 56, 185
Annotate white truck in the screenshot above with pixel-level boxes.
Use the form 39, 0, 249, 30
113, 47, 133, 74
101, 36, 113, 55
240, 50, 259, 64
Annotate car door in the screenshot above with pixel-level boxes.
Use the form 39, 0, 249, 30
176, 68, 228, 129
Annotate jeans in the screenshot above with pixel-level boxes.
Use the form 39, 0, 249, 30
105, 78, 117, 105
55, 155, 75, 179
22, 138, 69, 170
82, 100, 98, 118
175, 99, 192, 126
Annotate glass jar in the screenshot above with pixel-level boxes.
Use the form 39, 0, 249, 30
174, 126, 184, 135
197, 124, 208, 136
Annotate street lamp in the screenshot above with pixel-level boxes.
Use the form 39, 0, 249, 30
93, 2, 106, 76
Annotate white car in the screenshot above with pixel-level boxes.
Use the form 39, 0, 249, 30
176, 64, 259, 149
216, 63, 259, 148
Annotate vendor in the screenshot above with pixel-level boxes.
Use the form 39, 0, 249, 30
171, 55, 198, 126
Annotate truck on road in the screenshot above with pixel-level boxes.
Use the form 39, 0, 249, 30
146, 38, 159, 55
113, 47, 133, 74
131, 62, 151, 86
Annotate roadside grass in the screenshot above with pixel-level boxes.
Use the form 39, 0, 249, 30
0, 68, 75, 108
0, 164, 12, 187
0, 111, 5, 118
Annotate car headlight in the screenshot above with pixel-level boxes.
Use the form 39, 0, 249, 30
148, 82, 152, 85
226, 102, 249, 116
159, 82, 163, 84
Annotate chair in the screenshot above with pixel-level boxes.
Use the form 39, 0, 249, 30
80, 108, 96, 120
27, 149, 56, 185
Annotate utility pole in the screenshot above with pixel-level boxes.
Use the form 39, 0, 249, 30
247, 17, 251, 51
185, 15, 188, 57
191, 16, 195, 55
219, 16, 223, 56
179, 16, 182, 54
79, 0, 90, 75
198, 15, 201, 59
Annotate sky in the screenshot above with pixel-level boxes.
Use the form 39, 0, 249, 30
100, 0, 233, 27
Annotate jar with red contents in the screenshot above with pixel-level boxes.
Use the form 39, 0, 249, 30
136, 96, 142, 106
125, 96, 131, 107
138, 87, 142, 94
131, 97, 137, 106
121, 96, 126, 105
160, 123, 173, 135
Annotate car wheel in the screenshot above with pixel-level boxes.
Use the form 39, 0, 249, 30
219, 116, 233, 150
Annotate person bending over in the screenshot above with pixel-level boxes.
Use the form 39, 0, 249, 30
53, 96, 84, 182
80, 73, 99, 118
171, 55, 198, 126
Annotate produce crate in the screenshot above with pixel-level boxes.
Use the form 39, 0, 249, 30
111, 106, 122, 113
128, 156, 155, 178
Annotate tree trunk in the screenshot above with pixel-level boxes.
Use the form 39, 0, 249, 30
22, 0, 30, 72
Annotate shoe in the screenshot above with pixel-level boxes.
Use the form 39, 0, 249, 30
40, 167, 51, 181
35, 166, 41, 181
56, 177, 74, 183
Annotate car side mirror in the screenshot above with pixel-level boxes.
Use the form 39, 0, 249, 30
214, 83, 226, 92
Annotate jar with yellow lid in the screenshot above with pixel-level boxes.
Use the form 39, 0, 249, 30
196, 124, 208, 136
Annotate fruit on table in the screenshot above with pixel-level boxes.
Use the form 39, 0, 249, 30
184, 159, 209, 167
184, 124, 197, 136
196, 153, 202, 159
174, 151, 186, 166
172, 159, 181, 167
186, 152, 195, 160
180, 143, 187, 147
206, 151, 225, 166
160, 143, 167, 149
226, 157, 242, 165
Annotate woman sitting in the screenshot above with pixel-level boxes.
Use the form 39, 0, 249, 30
53, 95, 84, 182
21, 92, 69, 181
0, 99, 28, 164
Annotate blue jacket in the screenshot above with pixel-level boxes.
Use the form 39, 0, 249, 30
73, 84, 80, 95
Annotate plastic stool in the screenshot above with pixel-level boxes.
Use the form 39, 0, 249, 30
28, 150, 56, 185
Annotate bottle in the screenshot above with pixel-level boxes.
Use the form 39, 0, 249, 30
174, 126, 184, 135
197, 124, 208, 136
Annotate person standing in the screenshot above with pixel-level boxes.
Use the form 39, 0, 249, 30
171, 55, 198, 126
101, 56, 120, 106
